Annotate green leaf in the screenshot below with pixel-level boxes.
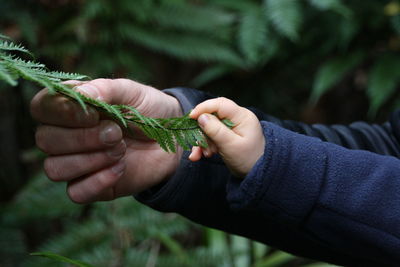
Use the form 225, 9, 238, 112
367, 54, 400, 115
45, 71, 89, 81
311, 51, 364, 103
308, 0, 352, 18
0, 63, 18, 86
191, 65, 233, 87
118, 24, 243, 66
390, 14, 400, 34
209, 0, 259, 12
0, 40, 32, 56
152, 3, 235, 33
238, 8, 269, 65
264, 0, 303, 41
254, 250, 295, 267
0, 33, 10, 40
30, 251, 94, 267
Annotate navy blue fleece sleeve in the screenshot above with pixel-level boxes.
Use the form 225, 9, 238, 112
137, 87, 400, 266
227, 121, 400, 265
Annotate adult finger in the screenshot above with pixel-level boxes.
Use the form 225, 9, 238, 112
44, 140, 126, 182
35, 120, 122, 155
30, 88, 99, 128
73, 78, 149, 106
66, 160, 126, 204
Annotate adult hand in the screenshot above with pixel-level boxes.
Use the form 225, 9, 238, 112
31, 79, 183, 203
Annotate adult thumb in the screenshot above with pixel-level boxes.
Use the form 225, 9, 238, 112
198, 113, 237, 148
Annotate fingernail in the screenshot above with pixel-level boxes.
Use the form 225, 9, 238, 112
75, 84, 101, 100
111, 160, 125, 175
189, 109, 195, 117
106, 141, 126, 158
100, 122, 121, 145
198, 114, 208, 127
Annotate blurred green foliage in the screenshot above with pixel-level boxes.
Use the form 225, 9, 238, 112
1, 0, 400, 266
1, 0, 400, 119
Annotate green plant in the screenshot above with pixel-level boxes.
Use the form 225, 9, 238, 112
3, 0, 400, 119
30, 252, 94, 267
0, 34, 234, 153
1, 171, 224, 267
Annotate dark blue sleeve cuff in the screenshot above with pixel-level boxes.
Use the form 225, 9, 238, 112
227, 121, 327, 225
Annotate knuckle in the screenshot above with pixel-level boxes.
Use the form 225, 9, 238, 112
30, 89, 48, 121
217, 97, 231, 106
43, 158, 63, 181
76, 127, 98, 148
90, 78, 111, 90
67, 186, 87, 204
216, 97, 228, 106
96, 171, 119, 190
30, 95, 41, 120
208, 123, 223, 139
92, 78, 110, 84
35, 127, 51, 153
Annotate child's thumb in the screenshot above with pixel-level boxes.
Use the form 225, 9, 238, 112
198, 113, 236, 147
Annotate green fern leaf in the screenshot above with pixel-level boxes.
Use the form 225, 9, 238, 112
390, 15, 400, 35
0, 62, 18, 86
0, 41, 32, 56
152, 3, 235, 33
209, 0, 259, 11
367, 54, 400, 115
191, 65, 233, 87
308, 0, 352, 18
264, 0, 303, 41
118, 24, 243, 66
0, 33, 10, 40
238, 8, 269, 65
30, 252, 94, 267
311, 51, 364, 103
45, 71, 88, 81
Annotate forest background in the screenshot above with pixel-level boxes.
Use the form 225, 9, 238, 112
1, 0, 400, 266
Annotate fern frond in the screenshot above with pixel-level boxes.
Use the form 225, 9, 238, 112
44, 71, 88, 81
0, 33, 10, 40
0, 62, 18, 86
238, 8, 269, 65
118, 24, 243, 67
308, 0, 352, 18
191, 64, 233, 87
30, 252, 94, 267
208, 0, 259, 12
152, 3, 235, 33
2, 172, 82, 225
0, 34, 234, 153
0, 41, 32, 56
264, 0, 303, 42
367, 54, 400, 115
311, 51, 364, 103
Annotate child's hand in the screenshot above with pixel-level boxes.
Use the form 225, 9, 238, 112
189, 97, 265, 178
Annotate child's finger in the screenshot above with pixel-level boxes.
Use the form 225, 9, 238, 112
197, 113, 238, 148
190, 97, 247, 126
188, 146, 202, 162
202, 139, 217, 158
